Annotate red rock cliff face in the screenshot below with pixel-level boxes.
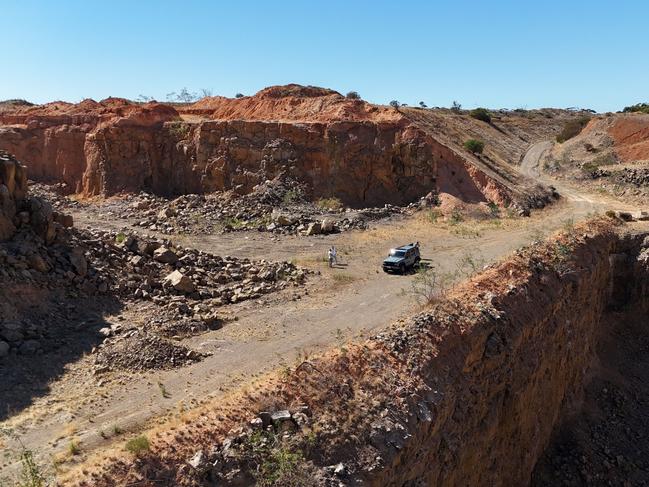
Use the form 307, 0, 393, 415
0, 87, 524, 207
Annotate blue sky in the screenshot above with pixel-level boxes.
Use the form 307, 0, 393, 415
3, 0, 647, 112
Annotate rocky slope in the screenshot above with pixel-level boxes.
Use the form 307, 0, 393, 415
0, 85, 582, 211
557, 113, 649, 165
0, 153, 308, 429
542, 113, 649, 204
66, 218, 649, 486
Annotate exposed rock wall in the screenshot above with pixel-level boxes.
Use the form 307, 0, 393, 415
364, 229, 631, 486
0, 91, 569, 209
0, 151, 69, 242
0, 117, 515, 208
0, 151, 27, 240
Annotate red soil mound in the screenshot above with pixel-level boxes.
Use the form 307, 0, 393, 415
607, 114, 649, 162
0, 97, 179, 128
181, 84, 403, 123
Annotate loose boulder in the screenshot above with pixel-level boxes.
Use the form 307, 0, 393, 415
305, 222, 322, 236
164, 270, 195, 294
153, 246, 178, 264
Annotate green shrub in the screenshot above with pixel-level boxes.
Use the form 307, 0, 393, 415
622, 103, 649, 114
389, 100, 400, 108
316, 197, 343, 211
168, 122, 191, 140
487, 201, 500, 218
593, 152, 617, 166
223, 217, 246, 229
68, 440, 80, 456
282, 188, 300, 204
580, 161, 599, 176
346, 91, 361, 100
427, 209, 442, 223
125, 435, 150, 456
257, 447, 306, 486
556, 116, 591, 143
470, 107, 491, 123
18, 448, 45, 487
235, 93, 245, 98
449, 209, 464, 225
464, 139, 485, 154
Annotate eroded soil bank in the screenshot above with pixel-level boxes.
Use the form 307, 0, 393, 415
63, 220, 649, 486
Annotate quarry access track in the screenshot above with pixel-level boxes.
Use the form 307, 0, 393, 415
0, 142, 638, 483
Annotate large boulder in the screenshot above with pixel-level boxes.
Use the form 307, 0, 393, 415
164, 270, 195, 294
271, 210, 297, 227
153, 246, 178, 264
321, 218, 336, 234
29, 197, 56, 243
305, 222, 322, 236
69, 248, 88, 276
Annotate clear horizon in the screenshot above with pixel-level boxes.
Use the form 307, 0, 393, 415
3, 0, 648, 112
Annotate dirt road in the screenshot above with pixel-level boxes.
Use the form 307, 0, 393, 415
0, 142, 635, 482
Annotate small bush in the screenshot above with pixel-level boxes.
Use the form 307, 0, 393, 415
410, 266, 453, 305
346, 91, 361, 100
389, 100, 400, 108
125, 435, 150, 456
282, 188, 301, 204
581, 161, 599, 174
470, 107, 491, 123
464, 139, 485, 154
487, 201, 500, 218
316, 197, 343, 211
223, 217, 247, 229
449, 209, 464, 225
419, 101, 427, 108
450, 101, 462, 112
593, 153, 617, 166
556, 116, 591, 143
68, 441, 80, 456
168, 122, 191, 140
235, 93, 244, 98
18, 448, 45, 487
257, 447, 307, 486
426, 209, 442, 223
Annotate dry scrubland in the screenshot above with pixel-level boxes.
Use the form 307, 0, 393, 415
1, 86, 649, 486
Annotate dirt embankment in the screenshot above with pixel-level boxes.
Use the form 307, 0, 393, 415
543, 113, 649, 204
0, 85, 577, 210
66, 219, 649, 486
554, 113, 649, 166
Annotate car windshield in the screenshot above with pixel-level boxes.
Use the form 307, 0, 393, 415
390, 249, 406, 257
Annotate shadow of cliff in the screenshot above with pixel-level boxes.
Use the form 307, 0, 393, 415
0, 294, 123, 421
